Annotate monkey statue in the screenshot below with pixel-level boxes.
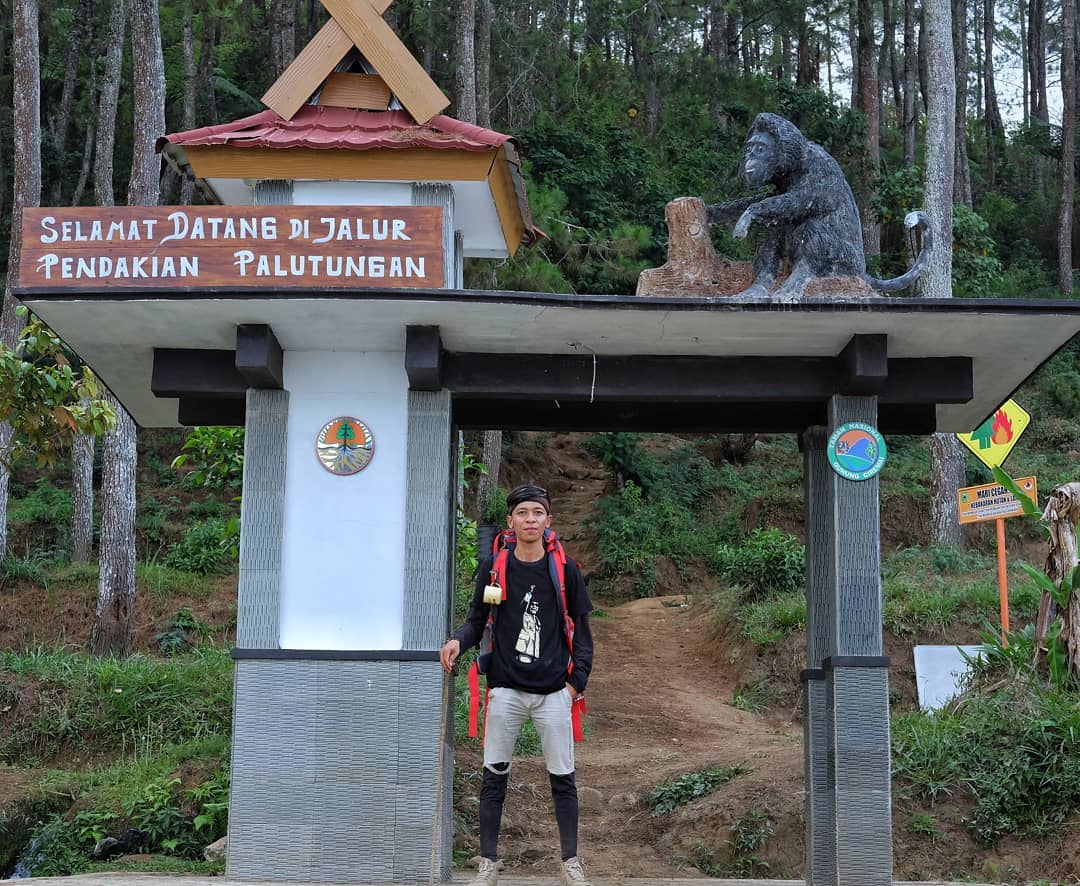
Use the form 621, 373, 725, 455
706, 112, 932, 300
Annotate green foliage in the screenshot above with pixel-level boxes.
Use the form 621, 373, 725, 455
171, 427, 244, 491
154, 608, 211, 656
736, 593, 806, 646
15, 761, 231, 877
0, 310, 116, 468
709, 528, 805, 599
727, 807, 773, 875
135, 562, 215, 597
1, 549, 54, 587
951, 205, 1005, 297
648, 765, 747, 816
163, 519, 233, 575
9, 478, 72, 529
582, 433, 661, 493
0, 647, 233, 765
893, 681, 1080, 845
731, 677, 779, 713
906, 812, 944, 841
590, 481, 710, 596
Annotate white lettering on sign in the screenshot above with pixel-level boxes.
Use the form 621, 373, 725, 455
158, 211, 278, 245
39, 215, 159, 243
232, 250, 425, 279
310, 217, 412, 244
35, 254, 200, 280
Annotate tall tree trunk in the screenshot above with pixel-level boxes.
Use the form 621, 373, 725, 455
796, 8, 814, 86
93, 0, 165, 656
903, 0, 918, 164
452, 0, 476, 123
476, 431, 503, 523
94, 0, 125, 208
857, 0, 880, 256
70, 429, 95, 563
48, 0, 92, 205
1061, 0, 1076, 294
972, 0, 983, 117
919, 3, 930, 114
633, 1, 661, 137
180, 11, 196, 204
952, 0, 972, 207
92, 394, 136, 654
476, 0, 492, 127
1020, 0, 1029, 121
198, 5, 218, 125
922, 0, 964, 546
1, 0, 42, 559
270, 0, 296, 78
1030, 0, 1048, 123
983, 0, 1003, 187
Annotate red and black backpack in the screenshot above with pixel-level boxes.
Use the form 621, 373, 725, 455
466, 527, 587, 741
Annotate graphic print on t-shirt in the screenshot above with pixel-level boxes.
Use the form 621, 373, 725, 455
515, 586, 541, 662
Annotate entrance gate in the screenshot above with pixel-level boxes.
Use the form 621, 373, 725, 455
13, 7, 1080, 878
14, 274, 1080, 884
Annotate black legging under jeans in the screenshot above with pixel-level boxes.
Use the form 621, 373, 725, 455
479, 765, 578, 861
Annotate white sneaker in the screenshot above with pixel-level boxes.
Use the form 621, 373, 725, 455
560, 856, 593, 886
468, 858, 498, 886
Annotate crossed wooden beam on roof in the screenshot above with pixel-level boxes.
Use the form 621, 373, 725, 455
262, 0, 450, 124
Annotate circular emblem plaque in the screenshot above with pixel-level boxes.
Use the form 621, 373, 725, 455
316, 417, 375, 475
827, 422, 887, 481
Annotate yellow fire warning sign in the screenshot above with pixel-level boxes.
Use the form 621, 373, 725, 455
956, 399, 1031, 469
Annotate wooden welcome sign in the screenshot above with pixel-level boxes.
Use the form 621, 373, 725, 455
18, 205, 444, 291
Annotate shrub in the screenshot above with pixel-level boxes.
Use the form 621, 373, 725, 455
163, 520, 232, 575
892, 680, 1080, 845
590, 482, 713, 595
737, 593, 806, 646
9, 479, 72, 529
648, 765, 747, 816
709, 528, 805, 599
172, 427, 244, 491
1, 549, 53, 587
582, 433, 661, 493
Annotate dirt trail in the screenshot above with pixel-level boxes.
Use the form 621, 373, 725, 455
455, 595, 806, 878
453, 433, 805, 877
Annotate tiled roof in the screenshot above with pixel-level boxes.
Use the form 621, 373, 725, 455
158, 107, 514, 153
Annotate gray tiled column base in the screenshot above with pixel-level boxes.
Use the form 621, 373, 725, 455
828, 664, 892, 886
801, 428, 834, 886
802, 673, 833, 885
227, 659, 452, 882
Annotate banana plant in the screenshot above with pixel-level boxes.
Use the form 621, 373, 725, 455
1018, 562, 1079, 686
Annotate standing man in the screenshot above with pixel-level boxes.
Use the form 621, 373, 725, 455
441, 484, 594, 886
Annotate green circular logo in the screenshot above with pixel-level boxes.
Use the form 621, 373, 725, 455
827, 422, 887, 481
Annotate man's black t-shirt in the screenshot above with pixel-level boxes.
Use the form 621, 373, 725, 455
455, 549, 593, 695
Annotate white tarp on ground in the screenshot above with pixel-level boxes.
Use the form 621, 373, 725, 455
913, 645, 985, 711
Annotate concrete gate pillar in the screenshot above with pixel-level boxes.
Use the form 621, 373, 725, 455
801, 394, 892, 886
224, 182, 459, 882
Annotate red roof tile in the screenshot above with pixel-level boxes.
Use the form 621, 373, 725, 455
158, 107, 514, 153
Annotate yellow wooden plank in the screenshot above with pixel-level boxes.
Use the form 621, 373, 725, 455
318, 73, 392, 109
320, 0, 449, 124
261, 0, 395, 120
261, 20, 354, 120
185, 145, 493, 182
488, 149, 526, 255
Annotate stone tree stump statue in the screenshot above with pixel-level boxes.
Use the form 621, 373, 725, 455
1038, 482, 1080, 673
635, 197, 751, 297
638, 112, 934, 300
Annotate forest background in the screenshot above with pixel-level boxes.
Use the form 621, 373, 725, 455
3, 0, 1080, 882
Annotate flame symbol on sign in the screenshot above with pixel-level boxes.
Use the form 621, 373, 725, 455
991, 410, 1013, 445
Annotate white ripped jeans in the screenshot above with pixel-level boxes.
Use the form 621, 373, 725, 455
483, 685, 575, 775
